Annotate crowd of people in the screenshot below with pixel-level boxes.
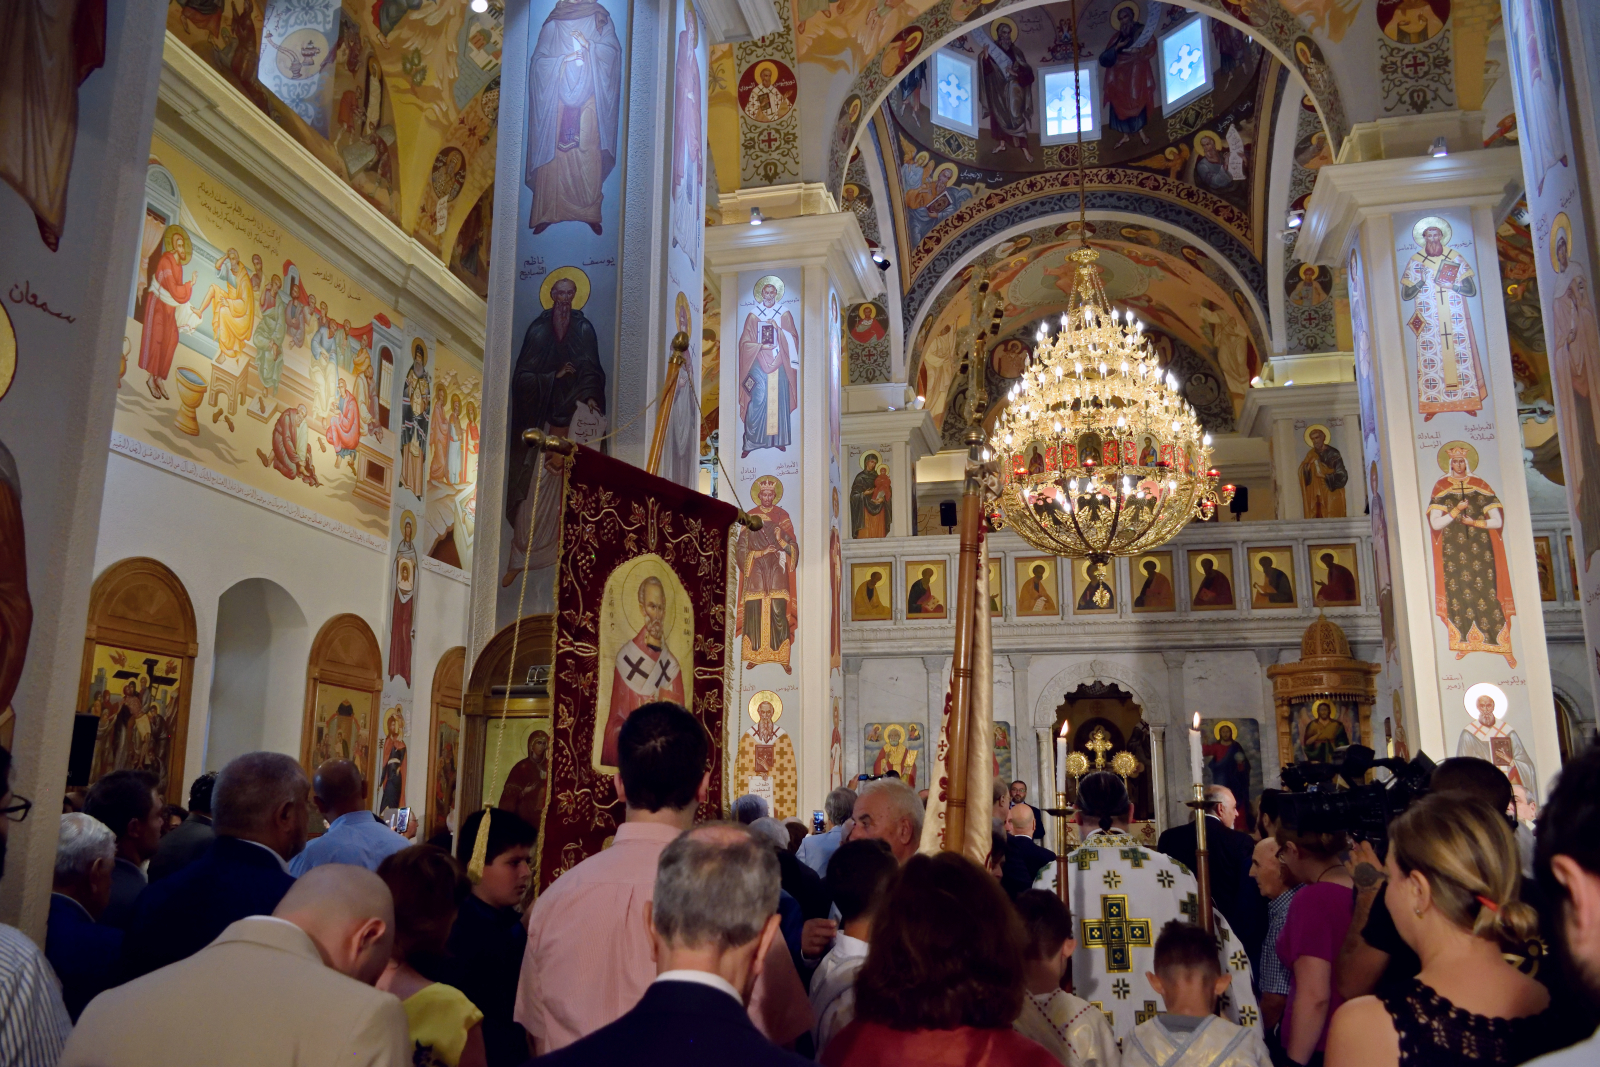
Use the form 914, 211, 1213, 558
0, 702, 1595, 1067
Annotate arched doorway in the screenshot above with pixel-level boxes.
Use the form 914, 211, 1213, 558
1052, 681, 1156, 822
77, 558, 198, 803
460, 616, 554, 827
300, 613, 383, 821
205, 578, 308, 771
426, 645, 466, 839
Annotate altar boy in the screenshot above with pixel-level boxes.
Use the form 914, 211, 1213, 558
1125, 921, 1271, 1067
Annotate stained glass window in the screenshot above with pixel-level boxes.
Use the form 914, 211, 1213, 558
1159, 15, 1211, 110
931, 49, 977, 136
1040, 67, 1098, 145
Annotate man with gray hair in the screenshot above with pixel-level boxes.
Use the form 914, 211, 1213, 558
530, 824, 810, 1067
47, 813, 122, 1019
797, 786, 856, 878
120, 751, 308, 979
845, 778, 924, 865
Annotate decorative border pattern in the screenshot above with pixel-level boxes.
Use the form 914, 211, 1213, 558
824, 0, 1349, 196
110, 432, 389, 554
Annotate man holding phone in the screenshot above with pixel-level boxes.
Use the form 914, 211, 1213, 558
797, 788, 855, 879
289, 760, 408, 876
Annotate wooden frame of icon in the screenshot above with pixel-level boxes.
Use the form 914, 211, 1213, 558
850, 562, 894, 621
1014, 556, 1060, 617
1308, 543, 1361, 607
1070, 557, 1118, 615
1247, 546, 1298, 609
1187, 548, 1237, 610
905, 559, 949, 620
1534, 536, 1556, 602
1131, 551, 1176, 612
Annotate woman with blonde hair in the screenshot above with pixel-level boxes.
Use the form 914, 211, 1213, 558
1326, 794, 1560, 1067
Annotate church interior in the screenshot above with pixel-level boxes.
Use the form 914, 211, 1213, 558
3, 0, 1600, 935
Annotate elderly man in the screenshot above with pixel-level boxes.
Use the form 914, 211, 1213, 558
1156, 783, 1265, 969
120, 751, 307, 979
796, 787, 855, 878
517, 702, 811, 1055
845, 778, 923, 865
1000, 803, 1056, 899
62, 865, 408, 1067
531, 825, 810, 1067
1250, 836, 1298, 1037
48, 813, 123, 1019
290, 760, 407, 876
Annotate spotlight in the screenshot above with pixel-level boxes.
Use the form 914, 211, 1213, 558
749, 206, 765, 226
1427, 136, 1449, 158
913, 395, 927, 409
870, 250, 891, 270
470, 0, 489, 10
1250, 375, 1262, 387
1285, 210, 1304, 229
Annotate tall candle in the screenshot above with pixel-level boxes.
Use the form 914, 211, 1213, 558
1055, 719, 1070, 796
1189, 712, 1204, 787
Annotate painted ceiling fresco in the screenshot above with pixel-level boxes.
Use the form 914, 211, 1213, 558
910, 221, 1264, 439
167, 0, 501, 296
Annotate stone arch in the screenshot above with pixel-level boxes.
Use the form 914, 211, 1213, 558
823, 0, 1348, 196
1031, 657, 1171, 730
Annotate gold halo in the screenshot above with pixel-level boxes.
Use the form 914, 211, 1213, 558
751, 60, 780, 84
1111, 1, 1141, 25
856, 303, 876, 322
752, 274, 785, 302
1299, 263, 1320, 281
748, 690, 783, 723
860, 449, 882, 469
990, 16, 1018, 37
1303, 422, 1332, 447
1437, 439, 1479, 471
751, 473, 784, 504
931, 161, 959, 185
616, 557, 681, 640
1193, 130, 1223, 152
883, 723, 905, 744
1550, 213, 1573, 273
0, 302, 14, 403
399, 509, 416, 536
674, 290, 691, 330
1411, 215, 1452, 249
1211, 718, 1239, 741
540, 266, 591, 310
411, 338, 428, 364
161, 224, 192, 263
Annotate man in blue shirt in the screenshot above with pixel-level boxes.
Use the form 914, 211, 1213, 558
288, 760, 407, 876
796, 787, 856, 879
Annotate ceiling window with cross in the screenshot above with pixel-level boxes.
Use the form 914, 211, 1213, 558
1159, 15, 1212, 110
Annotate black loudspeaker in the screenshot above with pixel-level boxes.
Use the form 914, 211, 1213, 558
1229, 484, 1250, 520
939, 500, 958, 530
68, 715, 99, 787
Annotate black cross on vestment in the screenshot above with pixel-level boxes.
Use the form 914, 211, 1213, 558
622, 653, 651, 682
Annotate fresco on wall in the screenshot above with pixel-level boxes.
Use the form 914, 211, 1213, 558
166, 0, 503, 272
484, 715, 552, 823
422, 345, 482, 571
865, 720, 924, 786
428, 699, 461, 837
308, 683, 376, 780
83, 644, 185, 797
1247, 547, 1297, 609
735, 690, 799, 818
118, 145, 400, 537
1199, 717, 1261, 831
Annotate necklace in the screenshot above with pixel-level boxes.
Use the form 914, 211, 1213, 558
1314, 862, 1344, 884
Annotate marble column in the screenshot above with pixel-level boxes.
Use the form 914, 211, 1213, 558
1254, 648, 1281, 789
843, 655, 863, 784
1161, 650, 1190, 829
1301, 120, 1561, 794
1149, 725, 1168, 834
704, 213, 880, 819
922, 655, 948, 724
1008, 653, 1033, 796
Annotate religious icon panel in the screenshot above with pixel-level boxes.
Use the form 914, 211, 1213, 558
1014, 556, 1060, 617
850, 562, 894, 621
1199, 717, 1262, 832
594, 553, 694, 772
427, 694, 461, 839
1131, 551, 1176, 612
1247, 547, 1298, 609
307, 684, 377, 805
1425, 441, 1516, 666
1071, 558, 1117, 615
905, 559, 949, 619
1309, 543, 1360, 607
1288, 697, 1361, 764
1568, 534, 1579, 597
81, 643, 186, 797
864, 720, 924, 786
988, 558, 1003, 617
993, 721, 1013, 782
847, 446, 892, 538
483, 714, 553, 832
1187, 548, 1236, 610
735, 690, 798, 818
1298, 423, 1348, 518
1534, 536, 1557, 601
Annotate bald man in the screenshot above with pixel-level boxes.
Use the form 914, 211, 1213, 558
1000, 803, 1057, 899
1156, 784, 1266, 970
290, 759, 408, 876
62, 865, 409, 1067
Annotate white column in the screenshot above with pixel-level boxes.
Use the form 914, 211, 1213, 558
1254, 648, 1282, 789
1008, 653, 1033, 795
1150, 725, 1169, 834
843, 655, 863, 783
923, 655, 947, 722
1161, 650, 1190, 829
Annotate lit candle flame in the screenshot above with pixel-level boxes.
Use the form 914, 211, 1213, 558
1058, 719, 1071, 739
1192, 711, 1201, 730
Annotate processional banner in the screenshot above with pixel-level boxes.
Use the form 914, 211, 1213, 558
529, 444, 738, 891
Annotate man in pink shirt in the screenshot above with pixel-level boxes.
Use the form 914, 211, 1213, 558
515, 701, 813, 1054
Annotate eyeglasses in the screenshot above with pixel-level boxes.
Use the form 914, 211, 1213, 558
1, 795, 32, 823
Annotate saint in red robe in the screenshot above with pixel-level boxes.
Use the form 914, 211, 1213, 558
0, 441, 32, 717
328, 385, 362, 456
600, 630, 683, 766
138, 248, 194, 381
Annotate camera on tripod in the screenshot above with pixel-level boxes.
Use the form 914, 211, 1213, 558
1277, 745, 1436, 850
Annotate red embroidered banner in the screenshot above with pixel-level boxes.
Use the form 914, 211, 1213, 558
533, 444, 738, 891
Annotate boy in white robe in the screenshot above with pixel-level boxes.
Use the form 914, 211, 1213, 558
1125, 920, 1271, 1067
1013, 889, 1120, 1067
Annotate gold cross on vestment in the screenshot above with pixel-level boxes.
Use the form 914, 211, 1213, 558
1085, 726, 1114, 769
1081, 895, 1153, 973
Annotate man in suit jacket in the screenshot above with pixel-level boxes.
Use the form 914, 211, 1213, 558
1155, 785, 1266, 968
533, 824, 812, 1067
1009, 780, 1047, 842
47, 814, 124, 1020
62, 865, 408, 1067
1000, 803, 1057, 898
148, 772, 216, 882
120, 752, 307, 980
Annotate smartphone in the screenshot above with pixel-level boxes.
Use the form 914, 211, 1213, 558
387, 807, 412, 835
812, 810, 825, 835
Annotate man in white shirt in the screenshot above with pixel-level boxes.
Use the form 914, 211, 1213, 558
290, 760, 408, 876
810, 838, 898, 1054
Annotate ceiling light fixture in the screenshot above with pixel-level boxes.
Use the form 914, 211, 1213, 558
871, 250, 891, 270
1427, 136, 1449, 158
749, 206, 765, 226
470, 0, 489, 11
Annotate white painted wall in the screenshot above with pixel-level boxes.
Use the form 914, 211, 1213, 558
206, 578, 309, 769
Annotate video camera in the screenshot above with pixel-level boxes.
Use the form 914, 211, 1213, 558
1277, 745, 1436, 850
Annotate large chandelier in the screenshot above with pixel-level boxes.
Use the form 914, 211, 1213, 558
986, 246, 1231, 562
982, 1, 1228, 561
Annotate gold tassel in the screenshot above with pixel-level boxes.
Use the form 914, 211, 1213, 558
467, 805, 492, 884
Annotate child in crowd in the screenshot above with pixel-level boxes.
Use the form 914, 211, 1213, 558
1012, 890, 1120, 1067
810, 838, 898, 1055
1126, 920, 1271, 1067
